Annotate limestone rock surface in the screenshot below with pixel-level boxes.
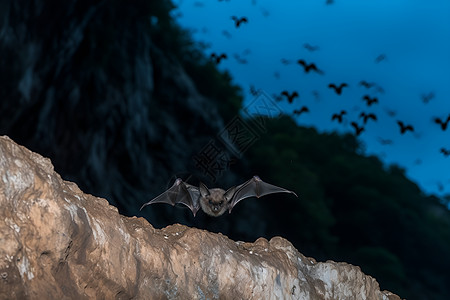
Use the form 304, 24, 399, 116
0, 136, 401, 299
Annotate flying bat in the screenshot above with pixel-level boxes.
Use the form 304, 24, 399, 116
331, 110, 346, 123
359, 112, 377, 124
434, 114, 450, 131
297, 59, 324, 74
303, 43, 320, 52
440, 148, 450, 157
421, 92, 435, 104
281, 90, 299, 103
351, 122, 364, 136
210, 53, 227, 64
362, 95, 379, 106
140, 176, 297, 217
328, 83, 348, 95
293, 106, 309, 116
397, 120, 414, 134
231, 16, 248, 27
359, 80, 375, 89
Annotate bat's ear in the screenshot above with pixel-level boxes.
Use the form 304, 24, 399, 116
224, 186, 236, 202
199, 182, 210, 198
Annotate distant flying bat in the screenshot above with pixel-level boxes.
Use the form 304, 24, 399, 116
281, 90, 299, 103
210, 53, 227, 64
303, 43, 320, 52
378, 137, 393, 145
434, 115, 450, 131
249, 85, 260, 97
222, 30, 232, 39
140, 176, 297, 217
297, 59, 324, 74
231, 16, 248, 27
397, 121, 414, 134
375, 54, 387, 63
312, 90, 320, 101
351, 122, 364, 136
359, 112, 377, 124
359, 80, 375, 89
293, 106, 309, 116
328, 83, 348, 95
384, 107, 397, 117
362, 95, 379, 106
273, 71, 280, 79
421, 92, 435, 104
331, 110, 347, 123
441, 148, 450, 157
233, 53, 248, 64
281, 58, 292, 65
326, 0, 334, 4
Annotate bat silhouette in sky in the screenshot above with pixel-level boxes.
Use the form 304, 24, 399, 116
231, 16, 248, 27
210, 53, 227, 64
397, 121, 414, 134
297, 59, 324, 74
140, 176, 297, 217
351, 122, 364, 136
362, 95, 379, 106
359, 80, 375, 89
328, 83, 348, 95
303, 43, 320, 52
281, 90, 299, 103
359, 112, 377, 124
293, 106, 309, 116
378, 137, 393, 145
440, 148, 450, 157
331, 110, 347, 123
421, 92, 435, 104
434, 115, 450, 131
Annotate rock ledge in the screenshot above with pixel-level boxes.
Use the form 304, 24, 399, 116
0, 136, 400, 299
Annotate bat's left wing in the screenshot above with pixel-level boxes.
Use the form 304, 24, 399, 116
225, 176, 297, 213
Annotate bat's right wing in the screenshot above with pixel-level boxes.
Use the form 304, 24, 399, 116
226, 176, 297, 213
140, 178, 201, 216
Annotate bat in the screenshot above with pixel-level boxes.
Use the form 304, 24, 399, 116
331, 110, 346, 123
359, 80, 375, 89
440, 148, 450, 157
375, 54, 387, 63
362, 95, 379, 106
351, 122, 364, 136
378, 137, 393, 145
222, 30, 232, 39
281, 90, 299, 103
233, 53, 248, 64
281, 58, 292, 65
297, 59, 324, 74
140, 176, 298, 217
397, 121, 414, 134
231, 16, 248, 27
210, 53, 227, 64
434, 114, 450, 131
359, 112, 377, 124
303, 43, 320, 52
421, 92, 435, 104
328, 83, 348, 95
293, 106, 309, 116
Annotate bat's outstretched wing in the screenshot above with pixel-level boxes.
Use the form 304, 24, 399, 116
140, 178, 200, 216
225, 176, 297, 213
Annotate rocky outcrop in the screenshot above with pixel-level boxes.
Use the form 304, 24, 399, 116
0, 136, 400, 299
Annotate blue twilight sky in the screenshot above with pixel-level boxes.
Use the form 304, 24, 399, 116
172, 0, 450, 198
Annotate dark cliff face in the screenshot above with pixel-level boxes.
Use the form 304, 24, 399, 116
0, 1, 241, 225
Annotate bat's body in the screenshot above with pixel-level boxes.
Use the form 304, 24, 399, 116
140, 176, 297, 217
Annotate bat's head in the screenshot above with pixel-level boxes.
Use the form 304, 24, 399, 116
198, 183, 232, 217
